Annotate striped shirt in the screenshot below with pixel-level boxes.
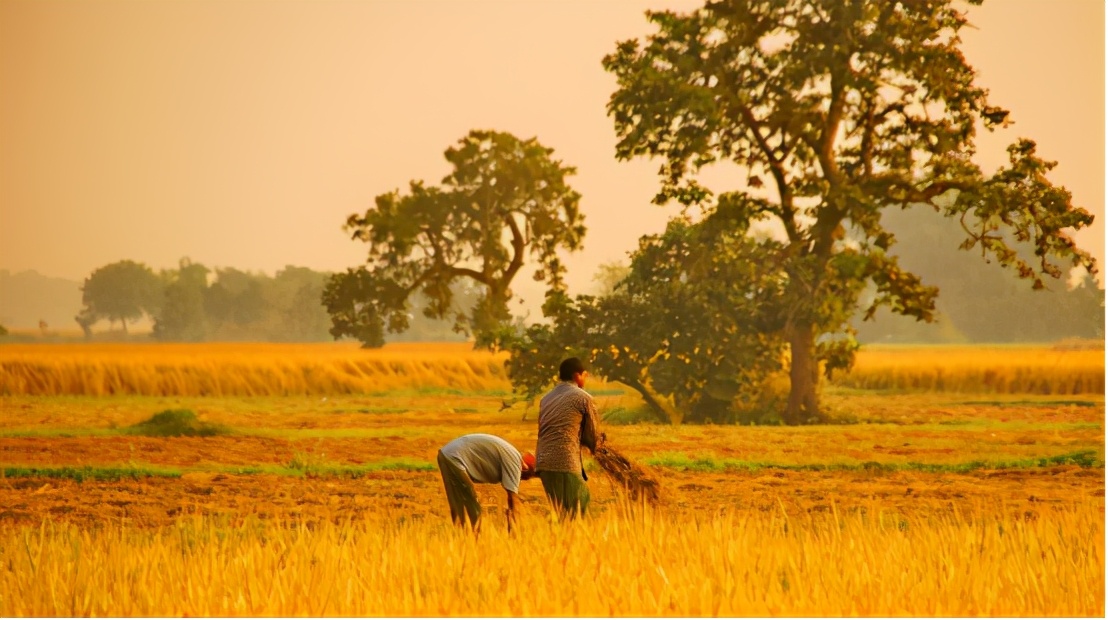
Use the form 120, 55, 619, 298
535, 382, 600, 474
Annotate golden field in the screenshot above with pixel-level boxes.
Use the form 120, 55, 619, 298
1, 341, 1102, 396
0, 342, 509, 396
836, 344, 1105, 394
0, 342, 1103, 616
3, 505, 1101, 617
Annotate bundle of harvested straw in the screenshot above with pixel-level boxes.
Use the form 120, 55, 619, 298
592, 441, 661, 505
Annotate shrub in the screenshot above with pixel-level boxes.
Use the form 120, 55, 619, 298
127, 409, 230, 437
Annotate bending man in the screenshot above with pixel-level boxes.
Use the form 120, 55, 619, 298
437, 433, 536, 531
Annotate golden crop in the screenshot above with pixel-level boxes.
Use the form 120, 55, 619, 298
0, 342, 1102, 616
2, 503, 1101, 617
836, 345, 1104, 394
0, 342, 509, 396
1, 342, 1102, 397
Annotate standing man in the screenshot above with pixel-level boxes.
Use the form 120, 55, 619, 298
437, 433, 536, 532
535, 357, 602, 518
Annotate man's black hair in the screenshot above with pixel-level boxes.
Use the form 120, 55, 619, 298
558, 357, 587, 381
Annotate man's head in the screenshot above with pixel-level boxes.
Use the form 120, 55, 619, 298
521, 452, 537, 480
559, 357, 588, 388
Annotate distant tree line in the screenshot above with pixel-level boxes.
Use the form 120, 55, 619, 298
74, 258, 471, 343
852, 206, 1103, 344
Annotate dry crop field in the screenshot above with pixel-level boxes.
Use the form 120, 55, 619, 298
0, 342, 1103, 616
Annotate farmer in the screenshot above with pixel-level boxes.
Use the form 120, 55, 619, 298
436, 433, 536, 531
535, 357, 602, 519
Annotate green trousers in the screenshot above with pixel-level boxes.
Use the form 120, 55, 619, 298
539, 471, 590, 519
437, 450, 481, 528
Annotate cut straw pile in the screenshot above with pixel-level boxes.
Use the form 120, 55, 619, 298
592, 441, 661, 505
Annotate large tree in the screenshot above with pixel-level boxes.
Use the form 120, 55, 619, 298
76, 260, 163, 335
325, 129, 585, 348
603, 0, 1097, 424
508, 202, 789, 424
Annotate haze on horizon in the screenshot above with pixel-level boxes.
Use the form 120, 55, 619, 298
1, 0, 1103, 304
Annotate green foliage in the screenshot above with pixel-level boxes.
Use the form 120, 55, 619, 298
506, 211, 788, 424
271, 266, 335, 341
152, 259, 210, 342
326, 129, 585, 348
643, 450, 1103, 473
200, 265, 336, 342
141, 261, 347, 343
600, 404, 658, 426
267, 457, 436, 477
602, 0, 1097, 423
204, 267, 267, 332
127, 409, 230, 437
319, 267, 389, 347
76, 259, 163, 336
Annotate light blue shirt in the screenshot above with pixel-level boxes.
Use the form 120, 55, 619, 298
440, 433, 524, 493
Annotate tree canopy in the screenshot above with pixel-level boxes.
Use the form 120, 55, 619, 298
69, 257, 466, 344
508, 203, 789, 424
75, 260, 162, 335
152, 259, 210, 342
325, 129, 585, 348
602, 0, 1097, 424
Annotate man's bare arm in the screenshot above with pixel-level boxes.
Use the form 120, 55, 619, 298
505, 490, 517, 533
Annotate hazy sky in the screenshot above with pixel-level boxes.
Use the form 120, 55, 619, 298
1, 0, 1103, 302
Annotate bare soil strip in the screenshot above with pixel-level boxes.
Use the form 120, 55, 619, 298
0, 467, 1100, 529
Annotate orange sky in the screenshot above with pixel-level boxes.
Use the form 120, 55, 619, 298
0, 0, 1103, 303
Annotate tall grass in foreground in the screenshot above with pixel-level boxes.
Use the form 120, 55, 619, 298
1, 504, 1101, 616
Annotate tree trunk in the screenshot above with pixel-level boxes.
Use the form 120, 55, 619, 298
627, 378, 683, 425
784, 321, 824, 425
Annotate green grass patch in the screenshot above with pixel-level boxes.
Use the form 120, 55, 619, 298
249, 427, 434, 440
642, 450, 1104, 473
0, 428, 121, 438
954, 399, 1102, 408
834, 417, 1101, 431
0, 426, 434, 440
601, 404, 659, 425
371, 387, 510, 398
126, 409, 231, 437
218, 457, 437, 478
644, 453, 724, 472
329, 407, 410, 415
2, 465, 182, 482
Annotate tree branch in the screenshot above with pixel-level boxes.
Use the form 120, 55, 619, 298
737, 104, 801, 243
503, 211, 527, 284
